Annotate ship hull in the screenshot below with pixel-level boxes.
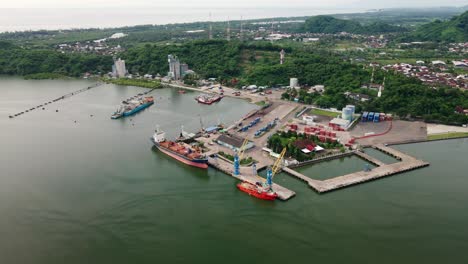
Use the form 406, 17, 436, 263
195, 96, 223, 105
111, 101, 154, 119
122, 101, 154, 116
152, 139, 208, 169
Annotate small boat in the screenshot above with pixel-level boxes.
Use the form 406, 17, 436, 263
237, 181, 278, 201
195, 94, 223, 105
111, 96, 154, 119
178, 90, 186, 94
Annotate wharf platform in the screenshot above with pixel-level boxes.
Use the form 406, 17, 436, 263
283, 144, 429, 193
354, 150, 386, 167
207, 157, 296, 201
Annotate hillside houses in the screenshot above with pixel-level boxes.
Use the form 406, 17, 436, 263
382, 63, 468, 90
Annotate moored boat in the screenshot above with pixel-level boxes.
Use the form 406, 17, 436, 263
151, 128, 208, 169
111, 96, 154, 119
237, 181, 278, 201
195, 94, 223, 105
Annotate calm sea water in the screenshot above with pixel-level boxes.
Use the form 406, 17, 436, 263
1, 77, 467, 263
0, 7, 364, 32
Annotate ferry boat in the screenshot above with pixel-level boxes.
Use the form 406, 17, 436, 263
151, 128, 208, 169
237, 181, 278, 201
111, 96, 154, 119
195, 94, 223, 105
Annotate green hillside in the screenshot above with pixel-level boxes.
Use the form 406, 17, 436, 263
409, 11, 468, 42
302, 15, 406, 34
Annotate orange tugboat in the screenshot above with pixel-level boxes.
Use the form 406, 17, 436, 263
237, 181, 278, 201
234, 147, 286, 201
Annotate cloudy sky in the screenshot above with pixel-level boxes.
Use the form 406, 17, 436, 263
1, 0, 467, 8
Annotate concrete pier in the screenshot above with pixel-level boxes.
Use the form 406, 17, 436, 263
207, 157, 296, 201
354, 150, 386, 166
283, 145, 429, 193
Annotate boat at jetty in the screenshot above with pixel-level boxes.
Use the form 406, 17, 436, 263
195, 94, 223, 105
111, 96, 154, 119
175, 126, 199, 142
237, 181, 278, 201
151, 128, 208, 169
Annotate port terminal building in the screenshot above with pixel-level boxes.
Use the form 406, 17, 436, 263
215, 134, 254, 152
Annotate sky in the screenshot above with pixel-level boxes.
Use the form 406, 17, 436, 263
0, 0, 467, 8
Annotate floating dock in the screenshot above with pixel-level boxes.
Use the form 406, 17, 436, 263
283, 144, 429, 193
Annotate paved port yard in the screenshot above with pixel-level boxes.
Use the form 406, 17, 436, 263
197, 100, 429, 198
283, 144, 429, 193
427, 124, 468, 135
352, 120, 427, 145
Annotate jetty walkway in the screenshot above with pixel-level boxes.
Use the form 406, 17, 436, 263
9, 82, 104, 119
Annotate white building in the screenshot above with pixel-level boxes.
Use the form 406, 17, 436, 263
290, 78, 299, 89
329, 117, 350, 130
309, 85, 325, 93
302, 115, 315, 125
168, 54, 181, 80
453, 61, 468, 68
303, 38, 319, 42
432, 60, 446, 66
113, 58, 127, 78
168, 55, 191, 80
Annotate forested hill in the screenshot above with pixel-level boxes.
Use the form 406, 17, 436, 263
302, 15, 407, 34
0, 41, 112, 76
405, 11, 468, 42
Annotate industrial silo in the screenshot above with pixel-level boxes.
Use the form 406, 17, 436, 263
342, 107, 353, 121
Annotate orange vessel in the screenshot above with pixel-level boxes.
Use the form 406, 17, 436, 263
237, 181, 278, 201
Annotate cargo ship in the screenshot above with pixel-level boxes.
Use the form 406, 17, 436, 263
111, 96, 154, 119
151, 128, 208, 169
237, 181, 278, 201
195, 94, 223, 105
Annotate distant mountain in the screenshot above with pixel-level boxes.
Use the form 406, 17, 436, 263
409, 11, 468, 42
302, 15, 406, 34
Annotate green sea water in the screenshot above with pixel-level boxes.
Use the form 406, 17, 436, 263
1, 77, 467, 264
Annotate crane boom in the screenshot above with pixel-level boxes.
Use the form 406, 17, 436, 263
271, 148, 286, 177
238, 138, 250, 161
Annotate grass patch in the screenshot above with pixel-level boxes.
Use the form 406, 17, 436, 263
107, 78, 163, 89
428, 132, 468, 140
310, 108, 339, 118
218, 151, 256, 166
24, 73, 68, 80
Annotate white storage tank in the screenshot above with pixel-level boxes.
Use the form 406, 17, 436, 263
342, 107, 353, 121
345, 105, 356, 115
290, 78, 299, 89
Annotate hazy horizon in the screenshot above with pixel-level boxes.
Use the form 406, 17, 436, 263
0, 3, 466, 33
0, 0, 467, 9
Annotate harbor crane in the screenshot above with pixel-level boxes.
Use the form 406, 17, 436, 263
266, 147, 286, 188
233, 138, 250, 176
